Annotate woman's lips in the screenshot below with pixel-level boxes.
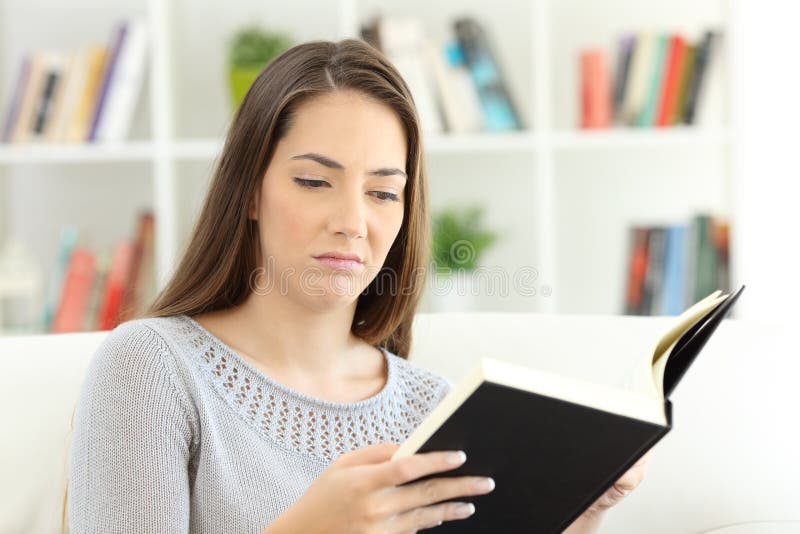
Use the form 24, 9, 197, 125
314, 256, 364, 271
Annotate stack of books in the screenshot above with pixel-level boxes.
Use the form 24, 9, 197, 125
361, 15, 523, 136
43, 210, 155, 334
623, 213, 730, 316
1, 19, 148, 144
581, 30, 719, 129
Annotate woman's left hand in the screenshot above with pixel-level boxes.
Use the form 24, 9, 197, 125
561, 449, 654, 533
587, 449, 653, 515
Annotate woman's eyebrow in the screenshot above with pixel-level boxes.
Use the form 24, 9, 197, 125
289, 152, 407, 180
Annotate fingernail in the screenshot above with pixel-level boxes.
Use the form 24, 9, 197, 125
478, 477, 495, 492
455, 503, 475, 517
447, 451, 467, 465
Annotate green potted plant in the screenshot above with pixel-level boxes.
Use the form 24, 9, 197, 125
228, 26, 292, 110
429, 205, 498, 311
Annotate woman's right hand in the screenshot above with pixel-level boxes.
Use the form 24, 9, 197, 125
263, 442, 495, 534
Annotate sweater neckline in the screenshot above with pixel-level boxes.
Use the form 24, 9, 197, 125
180, 314, 397, 411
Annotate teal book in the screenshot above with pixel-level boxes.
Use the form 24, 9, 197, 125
41, 226, 79, 331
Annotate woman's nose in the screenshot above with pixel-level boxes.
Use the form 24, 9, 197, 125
328, 189, 367, 239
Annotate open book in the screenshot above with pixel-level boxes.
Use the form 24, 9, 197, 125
394, 285, 745, 533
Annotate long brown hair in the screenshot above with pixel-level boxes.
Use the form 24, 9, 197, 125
147, 38, 429, 358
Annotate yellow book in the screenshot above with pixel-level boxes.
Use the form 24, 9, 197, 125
65, 45, 107, 143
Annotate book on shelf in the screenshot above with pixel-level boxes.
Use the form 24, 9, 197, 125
453, 17, 523, 132
587, 28, 721, 130
637, 33, 668, 127
365, 16, 444, 136
41, 227, 78, 330
623, 214, 730, 316
0, 19, 147, 145
51, 248, 95, 333
394, 285, 744, 533
683, 31, 718, 126
361, 14, 521, 136
580, 48, 612, 128
40, 210, 156, 334
656, 34, 687, 127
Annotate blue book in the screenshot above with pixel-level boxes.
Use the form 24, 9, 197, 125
662, 225, 687, 315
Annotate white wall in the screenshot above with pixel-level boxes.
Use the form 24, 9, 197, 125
731, 0, 800, 323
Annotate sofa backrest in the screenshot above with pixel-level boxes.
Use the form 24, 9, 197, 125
1, 314, 796, 533
0, 330, 105, 533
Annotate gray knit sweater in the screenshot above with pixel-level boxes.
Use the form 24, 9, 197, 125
68, 315, 452, 534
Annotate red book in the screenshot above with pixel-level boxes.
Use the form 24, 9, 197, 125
51, 249, 96, 333
580, 49, 612, 129
625, 227, 650, 315
656, 35, 686, 127
119, 211, 154, 321
96, 240, 135, 331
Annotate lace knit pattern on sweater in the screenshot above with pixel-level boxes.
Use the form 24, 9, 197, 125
172, 314, 450, 462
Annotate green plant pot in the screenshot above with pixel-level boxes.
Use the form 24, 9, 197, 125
228, 64, 265, 110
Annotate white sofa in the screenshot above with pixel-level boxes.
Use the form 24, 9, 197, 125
1, 313, 797, 534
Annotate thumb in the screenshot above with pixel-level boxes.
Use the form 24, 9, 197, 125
335, 441, 400, 467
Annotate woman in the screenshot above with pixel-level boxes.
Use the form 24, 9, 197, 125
67, 39, 647, 533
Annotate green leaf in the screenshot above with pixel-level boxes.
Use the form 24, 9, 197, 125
229, 26, 293, 67
431, 206, 499, 272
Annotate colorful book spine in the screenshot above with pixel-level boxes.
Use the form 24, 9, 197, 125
656, 35, 686, 127
41, 226, 79, 330
612, 35, 635, 123
673, 44, 697, 125
580, 48, 612, 128
96, 239, 134, 331
51, 249, 96, 333
32, 63, 62, 137
661, 225, 687, 315
454, 16, 523, 131
88, 22, 128, 142
1, 58, 31, 142
683, 31, 717, 125
624, 227, 650, 315
637, 34, 668, 127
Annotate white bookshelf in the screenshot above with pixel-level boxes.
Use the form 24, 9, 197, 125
0, 0, 741, 332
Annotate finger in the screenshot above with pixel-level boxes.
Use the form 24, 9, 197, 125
388, 475, 495, 515
615, 464, 646, 491
335, 442, 400, 467
393, 501, 477, 532
375, 450, 468, 488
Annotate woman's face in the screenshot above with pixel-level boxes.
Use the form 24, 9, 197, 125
249, 90, 408, 311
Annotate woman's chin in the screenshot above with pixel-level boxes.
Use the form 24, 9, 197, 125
300, 280, 363, 310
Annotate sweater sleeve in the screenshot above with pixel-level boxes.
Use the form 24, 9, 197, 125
68, 320, 197, 534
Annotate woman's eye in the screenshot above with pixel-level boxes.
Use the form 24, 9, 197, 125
293, 177, 329, 188
293, 177, 398, 202
370, 191, 400, 203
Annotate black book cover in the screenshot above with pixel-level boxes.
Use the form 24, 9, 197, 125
416, 385, 670, 533
403, 286, 744, 533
